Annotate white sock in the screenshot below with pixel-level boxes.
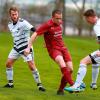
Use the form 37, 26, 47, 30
32, 69, 41, 84
6, 67, 13, 81
92, 64, 99, 84
73, 64, 87, 88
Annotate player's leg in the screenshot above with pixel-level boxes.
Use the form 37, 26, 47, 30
58, 60, 74, 95
92, 64, 99, 85
72, 55, 92, 88
62, 48, 73, 73
66, 61, 73, 73
64, 55, 92, 92
63, 48, 74, 86
91, 64, 99, 89
4, 58, 16, 88
90, 50, 100, 90
55, 55, 67, 95
22, 52, 45, 91
75, 50, 100, 90
55, 55, 74, 95
4, 48, 19, 88
28, 61, 46, 91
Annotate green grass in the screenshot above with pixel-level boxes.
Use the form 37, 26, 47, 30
0, 33, 100, 100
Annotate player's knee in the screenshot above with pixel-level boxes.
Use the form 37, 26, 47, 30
68, 67, 73, 73
60, 63, 66, 68
80, 56, 91, 65
27, 61, 35, 70
59, 60, 66, 68
70, 68, 73, 73
6, 61, 12, 67
79, 63, 87, 69
80, 59, 87, 64
66, 62, 73, 72
28, 61, 33, 66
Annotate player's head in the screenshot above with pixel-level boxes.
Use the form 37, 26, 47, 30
83, 9, 97, 24
9, 6, 19, 23
52, 9, 62, 25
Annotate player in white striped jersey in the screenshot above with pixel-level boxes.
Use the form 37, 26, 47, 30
4, 6, 45, 91
64, 9, 100, 92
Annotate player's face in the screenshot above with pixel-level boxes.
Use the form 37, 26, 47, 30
85, 16, 96, 24
10, 10, 19, 23
52, 13, 62, 25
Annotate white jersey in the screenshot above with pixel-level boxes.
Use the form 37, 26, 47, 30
8, 18, 33, 54
89, 18, 100, 64
93, 18, 100, 37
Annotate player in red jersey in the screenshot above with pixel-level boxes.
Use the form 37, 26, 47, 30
24, 9, 74, 95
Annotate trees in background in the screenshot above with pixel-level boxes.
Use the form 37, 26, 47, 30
71, 0, 86, 36
0, 0, 98, 36
0, 0, 14, 32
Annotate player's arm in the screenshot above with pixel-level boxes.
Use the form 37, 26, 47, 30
27, 27, 37, 49
28, 31, 37, 49
28, 22, 50, 48
24, 31, 37, 56
24, 21, 49, 56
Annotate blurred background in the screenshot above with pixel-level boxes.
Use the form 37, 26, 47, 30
0, 0, 100, 36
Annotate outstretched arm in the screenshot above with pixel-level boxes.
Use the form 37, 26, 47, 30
24, 21, 49, 56
28, 32, 37, 48
24, 32, 37, 56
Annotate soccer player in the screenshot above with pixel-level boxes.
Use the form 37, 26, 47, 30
4, 6, 45, 91
24, 9, 74, 95
64, 9, 100, 92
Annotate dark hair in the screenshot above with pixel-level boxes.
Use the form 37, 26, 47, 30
9, 6, 19, 14
83, 9, 96, 17
52, 9, 62, 16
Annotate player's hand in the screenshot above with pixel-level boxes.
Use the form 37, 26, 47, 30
96, 51, 100, 57
24, 48, 30, 56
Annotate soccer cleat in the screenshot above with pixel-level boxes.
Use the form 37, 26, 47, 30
90, 83, 97, 90
37, 83, 46, 92
80, 82, 86, 89
64, 86, 84, 93
4, 83, 14, 88
57, 90, 64, 95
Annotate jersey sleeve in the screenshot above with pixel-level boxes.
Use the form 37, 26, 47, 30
36, 22, 50, 35
8, 23, 12, 32
94, 25, 100, 36
24, 20, 33, 30
8, 24, 10, 30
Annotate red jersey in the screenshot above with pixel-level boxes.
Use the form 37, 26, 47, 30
36, 19, 65, 52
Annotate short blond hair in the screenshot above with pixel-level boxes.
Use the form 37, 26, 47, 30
9, 6, 19, 14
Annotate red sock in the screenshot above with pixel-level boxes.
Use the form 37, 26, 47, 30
59, 75, 67, 91
61, 67, 74, 86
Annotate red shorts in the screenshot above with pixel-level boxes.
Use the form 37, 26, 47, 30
48, 47, 72, 62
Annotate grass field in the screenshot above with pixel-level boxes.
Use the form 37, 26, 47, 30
0, 33, 100, 100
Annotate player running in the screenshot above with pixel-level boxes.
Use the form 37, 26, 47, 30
64, 9, 100, 92
4, 6, 45, 91
24, 9, 74, 95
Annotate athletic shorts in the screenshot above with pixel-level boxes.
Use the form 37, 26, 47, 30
89, 50, 100, 64
48, 47, 72, 62
8, 48, 34, 62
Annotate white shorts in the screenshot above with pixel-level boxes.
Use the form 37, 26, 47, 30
90, 50, 100, 64
8, 48, 34, 62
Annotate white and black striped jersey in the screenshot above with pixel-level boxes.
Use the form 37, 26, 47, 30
8, 18, 34, 54
93, 18, 100, 37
